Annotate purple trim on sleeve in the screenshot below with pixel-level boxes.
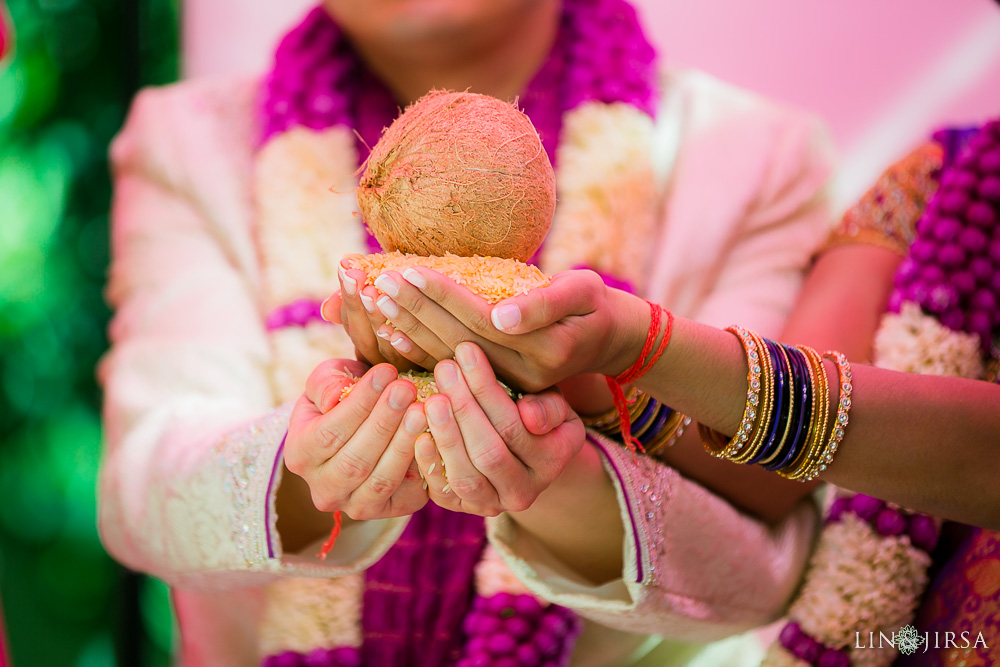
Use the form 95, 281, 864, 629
587, 433, 644, 584
264, 431, 287, 559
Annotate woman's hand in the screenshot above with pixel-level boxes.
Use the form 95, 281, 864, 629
416, 342, 586, 517
284, 359, 430, 520
323, 266, 648, 393
331, 260, 432, 370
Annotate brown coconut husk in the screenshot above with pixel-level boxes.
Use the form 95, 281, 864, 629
357, 90, 556, 261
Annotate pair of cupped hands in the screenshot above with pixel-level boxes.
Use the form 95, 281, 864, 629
284, 262, 644, 523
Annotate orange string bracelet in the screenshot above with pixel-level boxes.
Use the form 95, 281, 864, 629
318, 510, 343, 561
605, 302, 674, 455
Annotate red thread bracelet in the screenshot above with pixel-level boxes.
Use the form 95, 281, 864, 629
605, 302, 674, 454
318, 510, 343, 561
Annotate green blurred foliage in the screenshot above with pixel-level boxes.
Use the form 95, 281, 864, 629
0, 0, 179, 664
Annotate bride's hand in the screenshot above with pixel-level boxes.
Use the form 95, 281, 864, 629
323, 267, 648, 393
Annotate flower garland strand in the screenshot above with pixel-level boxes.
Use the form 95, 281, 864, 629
256, 1, 660, 665
763, 118, 1000, 667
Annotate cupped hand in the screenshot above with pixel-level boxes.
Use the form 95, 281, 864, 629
331, 260, 430, 371
414, 341, 586, 517
284, 359, 430, 520
328, 267, 648, 393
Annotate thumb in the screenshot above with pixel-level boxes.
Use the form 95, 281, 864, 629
490, 269, 605, 334
518, 392, 570, 435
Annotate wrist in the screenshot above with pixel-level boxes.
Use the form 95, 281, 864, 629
600, 290, 650, 377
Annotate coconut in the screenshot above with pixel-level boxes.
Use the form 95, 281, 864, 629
357, 90, 556, 261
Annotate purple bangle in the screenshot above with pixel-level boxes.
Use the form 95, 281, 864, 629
748, 340, 790, 465
629, 397, 661, 436
765, 344, 813, 471
638, 403, 675, 447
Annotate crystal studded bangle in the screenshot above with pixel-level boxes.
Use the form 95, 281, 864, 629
700, 326, 774, 460
780, 349, 850, 481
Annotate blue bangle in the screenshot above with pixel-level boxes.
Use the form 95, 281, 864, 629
629, 397, 661, 436
638, 403, 675, 447
747, 340, 790, 465
764, 345, 813, 471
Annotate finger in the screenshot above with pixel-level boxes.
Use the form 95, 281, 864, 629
455, 343, 574, 483
517, 391, 569, 436
434, 356, 527, 512
360, 284, 420, 371
304, 358, 371, 413
422, 390, 501, 513
414, 432, 446, 497
398, 266, 514, 346
379, 324, 439, 371
346, 402, 429, 519
309, 363, 398, 458
339, 262, 387, 366
321, 291, 344, 325
375, 270, 483, 358
318, 377, 417, 509
489, 269, 605, 334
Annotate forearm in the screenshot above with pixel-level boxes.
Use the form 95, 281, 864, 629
818, 366, 1000, 529
617, 300, 1000, 529
506, 442, 624, 584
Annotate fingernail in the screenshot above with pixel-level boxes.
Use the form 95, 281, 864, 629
377, 296, 399, 319
492, 304, 521, 331
377, 330, 390, 340
374, 274, 399, 298
402, 268, 426, 290
360, 294, 376, 313
390, 336, 412, 354
455, 343, 477, 371
436, 362, 458, 389
338, 266, 357, 296
427, 400, 451, 426
524, 397, 548, 432
388, 384, 411, 410
372, 365, 396, 392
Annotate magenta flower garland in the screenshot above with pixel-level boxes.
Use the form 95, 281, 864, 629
890, 121, 1000, 351
257, 1, 659, 665
765, 119, 999, 667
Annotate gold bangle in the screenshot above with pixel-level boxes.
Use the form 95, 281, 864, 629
778, 345, 829, 480
583, 386, 641, 430
645, 412, 690, 455
806, 351, 853, 481
700, 326, 774, 461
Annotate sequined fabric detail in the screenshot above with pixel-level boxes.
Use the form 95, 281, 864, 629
216, 406, 292, 568
827, 143, 944, 256
590, 432, 671, 587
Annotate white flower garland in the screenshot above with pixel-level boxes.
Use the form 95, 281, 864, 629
254, 104, 659, 656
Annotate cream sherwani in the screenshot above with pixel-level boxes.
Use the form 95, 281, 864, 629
99, 68, 835, 666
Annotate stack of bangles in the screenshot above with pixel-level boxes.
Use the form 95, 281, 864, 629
698, 325, 853, 482
583, 385, 691, 455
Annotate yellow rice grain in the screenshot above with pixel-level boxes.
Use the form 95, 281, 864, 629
345, 252, 550, 304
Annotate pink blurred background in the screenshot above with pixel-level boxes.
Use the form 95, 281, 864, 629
182, 0, 1000, 208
